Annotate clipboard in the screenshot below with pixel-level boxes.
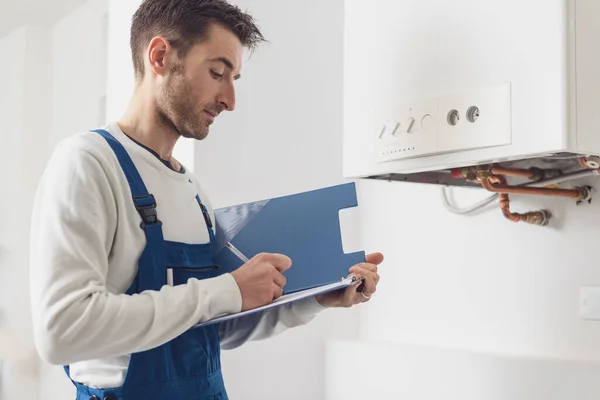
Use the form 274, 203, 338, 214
211, 182, 366, 293
198, 182, 366, 326
194, 276, 363, 327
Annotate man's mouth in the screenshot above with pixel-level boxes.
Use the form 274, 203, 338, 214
204, 110, 216, 121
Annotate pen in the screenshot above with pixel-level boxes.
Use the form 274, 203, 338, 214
225, 241, 250, 263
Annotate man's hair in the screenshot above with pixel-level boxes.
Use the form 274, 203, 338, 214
130, 0, 265, 79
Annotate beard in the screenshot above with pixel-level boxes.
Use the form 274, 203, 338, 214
156, 63, 210, 141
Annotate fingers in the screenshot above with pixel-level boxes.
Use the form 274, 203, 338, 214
353, 282, 372, 304
360, 273, 377, 296
336, 282, 358, 307
259, 254, 288, 290
272, 270, 287, 289
351, 262, 378, 275
255, 253, 292, 273
350, 264, 380, 287
343, 282, 368, 306
272, 283, 284, 300
349, 267, 378, 296
322, 252, 384, 308
365, 252, 384, 265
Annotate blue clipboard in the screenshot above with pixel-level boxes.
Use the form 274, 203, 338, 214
211, 182, 366, 294
194, 276, 362, 327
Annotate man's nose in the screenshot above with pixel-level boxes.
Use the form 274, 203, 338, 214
217, 84, 236, 112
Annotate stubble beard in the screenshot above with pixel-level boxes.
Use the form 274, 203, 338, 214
156, 64, 209, 141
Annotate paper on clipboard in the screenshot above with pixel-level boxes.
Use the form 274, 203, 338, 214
194, 276, 360, 328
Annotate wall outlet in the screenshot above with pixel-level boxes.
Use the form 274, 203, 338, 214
580, 287, 600, 320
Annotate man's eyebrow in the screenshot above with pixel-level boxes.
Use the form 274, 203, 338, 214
209, 57, 241, 80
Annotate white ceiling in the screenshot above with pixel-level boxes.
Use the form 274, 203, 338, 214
0, 0, 89, 39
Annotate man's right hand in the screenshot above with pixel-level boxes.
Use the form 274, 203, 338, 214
230, 253, 291, 311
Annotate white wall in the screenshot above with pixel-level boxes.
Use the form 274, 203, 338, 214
105, 0, 138, 123
51, 0, 108, 151
192, 1, 361, 399
325, 339, 600, 400
0, 24, 52, 400
358, 178, 600, 354
322, 178, 600, 398
0, 26, 30, 400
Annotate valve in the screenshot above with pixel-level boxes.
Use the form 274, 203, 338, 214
578, 156, 600, 169
575, 185, 594, 205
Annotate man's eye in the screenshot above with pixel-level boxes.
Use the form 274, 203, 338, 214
210, 70, 223, 79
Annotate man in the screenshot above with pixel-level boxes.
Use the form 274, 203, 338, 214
29, 0, 383, 399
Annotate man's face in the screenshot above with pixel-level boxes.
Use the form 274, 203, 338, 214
156, 23, 243, 140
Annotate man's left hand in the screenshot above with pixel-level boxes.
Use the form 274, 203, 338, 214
315, 252, 384, 308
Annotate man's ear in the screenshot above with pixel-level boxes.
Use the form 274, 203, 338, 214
146, 37, 172, 78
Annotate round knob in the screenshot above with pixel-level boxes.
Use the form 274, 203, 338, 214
447, 110, 460, 126
421, 114, 435, 132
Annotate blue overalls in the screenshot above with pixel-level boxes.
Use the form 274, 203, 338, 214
64, 129, 228, 400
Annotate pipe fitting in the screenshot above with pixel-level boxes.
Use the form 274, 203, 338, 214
451, 167, 478, 181
575, 185, 593, 204
520, 210, 552, 226
578, 156, 600, 169
475, 165, 494, 180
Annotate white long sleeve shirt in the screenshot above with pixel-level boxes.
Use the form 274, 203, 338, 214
29, 122, 325, 389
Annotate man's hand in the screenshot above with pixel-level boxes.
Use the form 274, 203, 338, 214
315, 252, 383, 308
230, 253, 291, 311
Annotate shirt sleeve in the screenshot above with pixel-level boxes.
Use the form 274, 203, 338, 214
217, 295, 327, 350
29, 138, 242, 366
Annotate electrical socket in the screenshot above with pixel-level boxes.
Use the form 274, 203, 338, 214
580, 287, 600, 320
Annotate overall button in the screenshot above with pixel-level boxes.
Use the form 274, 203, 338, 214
104, 396, 117, 400
89, 396, 99, 400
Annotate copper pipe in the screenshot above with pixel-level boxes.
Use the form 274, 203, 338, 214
491, 167, 538, 180
488, 175, 505, 185
499, 193, 550, 225
489, 176, 551, 224
480, 177, 583, 199
500, 194, 519, 222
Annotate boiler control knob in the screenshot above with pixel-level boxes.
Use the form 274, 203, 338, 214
421, 114, 434, 132
406, 117, 416, 134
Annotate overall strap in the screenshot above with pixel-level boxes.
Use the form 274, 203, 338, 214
195, 193, 215, 243
93, 129, 149, 202
93, 129, 167, 292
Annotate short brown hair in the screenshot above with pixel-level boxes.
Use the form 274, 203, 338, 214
130, 0, 266, 79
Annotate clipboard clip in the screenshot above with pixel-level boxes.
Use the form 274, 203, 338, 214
344, 274, 366, 292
